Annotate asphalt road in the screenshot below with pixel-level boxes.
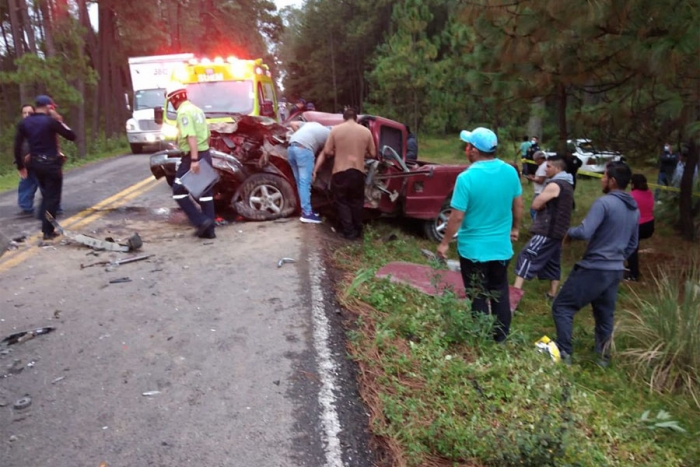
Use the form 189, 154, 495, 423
0, 154, 374, 466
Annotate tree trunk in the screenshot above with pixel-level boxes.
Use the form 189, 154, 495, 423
329, 33, 337, 112
78, 0, 99, 141
37, 0, 56, 57
526, 97, 544, 142
557, 83, 568, 153
678, 138, 699, 240
8, 0, 30, 104
18, 0, 37, 54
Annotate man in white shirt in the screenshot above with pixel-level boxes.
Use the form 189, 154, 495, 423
526, 151, 547, 220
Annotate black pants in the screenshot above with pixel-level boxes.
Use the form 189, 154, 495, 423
31, 159, 63, 235
172, 151, 215, 234
332, 169, 365, 239
552, 266, 622, 356
459, 257, 511, 342
627, 220, 655, 279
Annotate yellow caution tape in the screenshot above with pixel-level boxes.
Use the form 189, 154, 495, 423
519, 158, 699, 197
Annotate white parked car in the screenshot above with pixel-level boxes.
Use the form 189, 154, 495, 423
569, 139, 624, 173
545, 139, 624, 173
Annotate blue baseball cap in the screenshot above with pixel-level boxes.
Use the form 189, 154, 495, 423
460, 127, 497, 153
35, 95, 56, 107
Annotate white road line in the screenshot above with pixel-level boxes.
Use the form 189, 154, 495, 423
310, 251, 344, 467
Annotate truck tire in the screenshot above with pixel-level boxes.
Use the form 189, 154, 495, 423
130, 143, 144, 154
423, 199, 454, 243
233, 173, 297, 221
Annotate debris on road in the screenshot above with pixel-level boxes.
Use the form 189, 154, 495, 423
47, 213, 142, 252
277, 257, 295, 268
83, 254, 155, 270
109, 277, 132, 284
53, 310, 62, 319
13, 395, 32, 410
1, 327, 55, 346
142, 391, 161, 397
51, 376, 66, 384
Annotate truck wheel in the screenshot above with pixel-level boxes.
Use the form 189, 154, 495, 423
423, 200, 454, 243
130, 143, 144, 154
233, 173, 297, 221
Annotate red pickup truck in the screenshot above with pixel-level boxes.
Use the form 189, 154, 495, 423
294, 111, 466, 241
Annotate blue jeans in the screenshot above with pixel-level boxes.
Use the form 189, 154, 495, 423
552, 266, 622, 356
655, 172, 670, 200
18, 170, 39, 212
287, 144, 314, 215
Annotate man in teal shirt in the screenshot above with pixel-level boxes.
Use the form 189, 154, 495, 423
437, 127, 523, 342
167, 82, 216, 238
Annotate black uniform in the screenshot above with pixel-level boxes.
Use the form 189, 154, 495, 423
14, 113, 76, 236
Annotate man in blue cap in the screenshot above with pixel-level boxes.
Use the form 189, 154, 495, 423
437, 127, 523, 342
14, 95, 76, 240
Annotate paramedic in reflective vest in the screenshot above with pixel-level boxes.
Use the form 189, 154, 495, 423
167, 83, 216, 239
13, 95, 76, 240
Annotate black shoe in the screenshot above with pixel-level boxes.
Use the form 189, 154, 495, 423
624, 273, 638, 282
17, 210, 34, 217
198, 230, 216, 239
194, 218, 214, 237
43, 231, 60, 241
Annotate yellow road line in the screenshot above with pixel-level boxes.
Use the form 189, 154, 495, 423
0, 177, 161, 273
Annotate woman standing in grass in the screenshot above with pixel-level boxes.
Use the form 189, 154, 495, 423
626, 174, 655, 281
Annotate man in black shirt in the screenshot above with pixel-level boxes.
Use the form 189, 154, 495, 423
14, 95, 76, 240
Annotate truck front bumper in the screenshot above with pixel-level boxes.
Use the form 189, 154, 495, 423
127, 131, 165, 145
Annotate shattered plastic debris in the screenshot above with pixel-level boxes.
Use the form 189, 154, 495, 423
142, 391, 161, 397
277, 257, 295, 268
51, 376, 66, 384
46, 213, 142, 252
1, 327, 55, 346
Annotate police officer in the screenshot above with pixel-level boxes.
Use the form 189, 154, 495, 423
14, 95, 76, 240
167, 82, 216, 239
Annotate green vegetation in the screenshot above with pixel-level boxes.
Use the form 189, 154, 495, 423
619, 268, 700, 403
334, 176, 700, 466
0, 137, 128, 192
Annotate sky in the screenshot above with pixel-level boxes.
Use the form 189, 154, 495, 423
275, 0, 304, 10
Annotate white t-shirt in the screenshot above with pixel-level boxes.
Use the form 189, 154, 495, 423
534, 162, 548, 195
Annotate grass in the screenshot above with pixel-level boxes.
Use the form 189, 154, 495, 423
331, 173, 700, 466
618, 267, 700, 406
0, 139, 129, 193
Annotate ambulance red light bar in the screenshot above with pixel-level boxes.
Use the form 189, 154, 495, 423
187, 56, 241, 65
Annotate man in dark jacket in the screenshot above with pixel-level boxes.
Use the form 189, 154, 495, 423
14, 95, 76, 240
548, 161, 638, 365
656, 142, 678, 200
512, 156, 574, 306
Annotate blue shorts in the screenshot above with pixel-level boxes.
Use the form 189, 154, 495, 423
515, 235, 562, 281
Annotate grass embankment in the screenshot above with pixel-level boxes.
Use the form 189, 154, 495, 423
0, 140, 129, 193
332, 136, 700, 466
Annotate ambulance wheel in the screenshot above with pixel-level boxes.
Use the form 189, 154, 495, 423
130, 143, 144, 154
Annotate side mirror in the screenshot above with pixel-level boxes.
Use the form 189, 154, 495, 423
124, 93, 131, 112
154, 107, 164, 125
261, 100, 274, 117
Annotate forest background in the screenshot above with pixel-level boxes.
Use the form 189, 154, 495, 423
0, 0, 698, 237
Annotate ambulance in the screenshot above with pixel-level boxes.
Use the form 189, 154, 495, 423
158, 56, 279, 141
126, 53, 194, 153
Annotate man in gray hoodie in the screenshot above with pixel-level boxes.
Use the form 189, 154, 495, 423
551, 161, 639, 365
